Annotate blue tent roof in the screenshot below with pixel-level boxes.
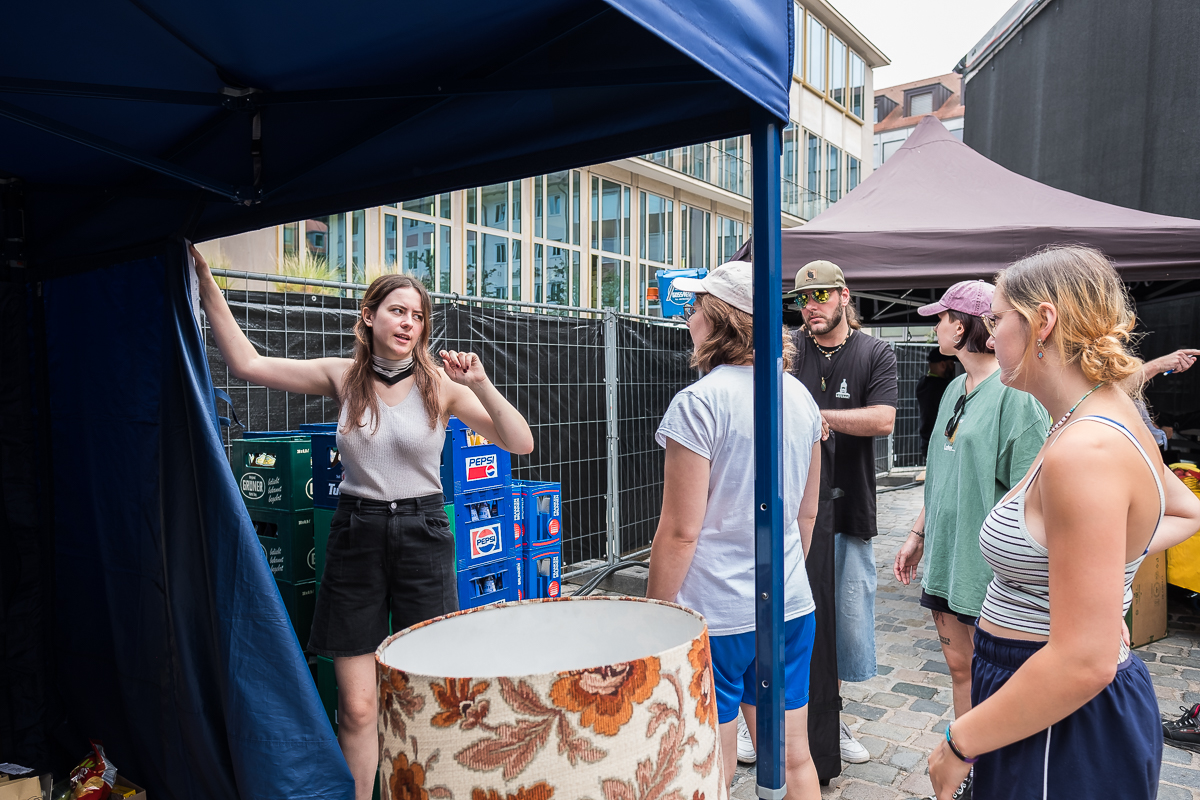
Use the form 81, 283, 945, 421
3, 0, 791, 269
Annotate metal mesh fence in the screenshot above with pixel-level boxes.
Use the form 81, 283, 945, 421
892, 342, 940, 468
203, 271, 697, 572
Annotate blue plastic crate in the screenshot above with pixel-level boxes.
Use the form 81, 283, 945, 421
457, 556, 519, 610
525, 540, 562, 599
441, 416, 511, 499
241, 430, 307, 439
310, 431, 343, 510
522, 481, 562, 546
452, 485, 514, 569
298, 422, 338, 432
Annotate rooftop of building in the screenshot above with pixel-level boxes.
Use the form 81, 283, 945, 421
873, 72, 963, 134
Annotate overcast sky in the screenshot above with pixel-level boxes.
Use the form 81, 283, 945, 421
829, 0, 1019, 89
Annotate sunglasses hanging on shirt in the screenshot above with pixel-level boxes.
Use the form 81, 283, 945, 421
944, 392, 970, 442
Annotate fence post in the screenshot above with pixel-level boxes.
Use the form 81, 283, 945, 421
603, 309, 621, 565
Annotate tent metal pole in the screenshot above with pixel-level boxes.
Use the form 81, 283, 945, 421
0, 99, 248, 202
751, 111, 786, 800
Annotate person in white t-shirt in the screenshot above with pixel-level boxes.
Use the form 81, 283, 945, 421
646, 260, 824, 800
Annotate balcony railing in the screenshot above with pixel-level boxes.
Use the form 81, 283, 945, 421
641, 142, 751, 197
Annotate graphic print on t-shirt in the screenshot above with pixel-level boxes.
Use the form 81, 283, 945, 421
835, 379, 850, 399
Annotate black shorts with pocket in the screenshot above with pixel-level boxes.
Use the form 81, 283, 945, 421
308, 492, 458, 658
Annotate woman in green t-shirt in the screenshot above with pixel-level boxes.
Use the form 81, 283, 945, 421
892, 281, 1049, 752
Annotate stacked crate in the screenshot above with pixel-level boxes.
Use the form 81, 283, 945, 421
442, 417, 518, 609
231, 435, 317, 646
512, 481, 563, 599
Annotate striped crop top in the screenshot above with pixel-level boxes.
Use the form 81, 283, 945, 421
978, 416, 1164, 657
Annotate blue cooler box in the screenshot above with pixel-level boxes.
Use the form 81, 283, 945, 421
442, 416, 512, 499
656, 268, 707, 318
457, 556, 520, 609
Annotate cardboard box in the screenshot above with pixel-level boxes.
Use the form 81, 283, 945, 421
112, 776, 148, 800
252, 507, 316, 583
1125, 551, 1167, 648
0, 776, 41, 800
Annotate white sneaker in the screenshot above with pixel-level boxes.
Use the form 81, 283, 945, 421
839, 720, 870, 763
736, 712, 757, 764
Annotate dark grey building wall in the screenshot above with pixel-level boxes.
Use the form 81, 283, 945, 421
963, 0, 1200, 220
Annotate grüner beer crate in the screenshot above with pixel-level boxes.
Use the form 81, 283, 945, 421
316, 655, 338, 733
441, 416, 511, 499
451, 485, 514, 570
457, 556, 519, 610
231, 436, 314, 511
252, 507, 316, 583
276, 579, 316, 645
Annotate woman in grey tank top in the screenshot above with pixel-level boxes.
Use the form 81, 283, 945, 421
193, 248, 533, 800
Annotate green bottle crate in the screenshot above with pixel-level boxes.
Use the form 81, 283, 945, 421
314, 507, 335, 584
252, 507, 315, 583
277, 579, 316, 645
316, 655, 338, 733
232, 436, 314, 511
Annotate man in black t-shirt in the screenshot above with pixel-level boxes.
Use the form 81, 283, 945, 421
786, 260, 898, 771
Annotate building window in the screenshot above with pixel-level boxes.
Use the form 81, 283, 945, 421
282, 222, 299, 258
533, 172, 581, 308
481, 183, 508, 230
848, 156, 861, 193
793, 3, 804, 80
591, 255, 629, 311
403, 217, 436, 290
640, 191, 673, 266
909, 92, 933, 117
829, 35, 847, 106
804, 131, 822, 218
680, 205, 711, 271
827, 145, 841, 204
849, 53, 866, 118
806, 14, 825, 91
465, 230, 477, 295
403, 195, 436, 217
717, 217, 745, 263
782, 123, 801, 217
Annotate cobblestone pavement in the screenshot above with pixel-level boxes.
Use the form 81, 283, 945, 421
729, 485, 1200, 800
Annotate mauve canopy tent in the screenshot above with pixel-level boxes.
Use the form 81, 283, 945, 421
744, 116, 1200, 291
0, 2, 795, 799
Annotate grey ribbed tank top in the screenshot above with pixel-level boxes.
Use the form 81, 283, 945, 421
336, 389, 445, 501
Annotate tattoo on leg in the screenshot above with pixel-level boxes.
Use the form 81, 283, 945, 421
939, 634, 951, 645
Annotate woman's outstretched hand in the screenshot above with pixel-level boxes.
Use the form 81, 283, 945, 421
189, 243, 212, 281
440, 350, 488, 387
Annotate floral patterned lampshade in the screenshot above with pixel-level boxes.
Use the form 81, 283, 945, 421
376, 596, 724, 800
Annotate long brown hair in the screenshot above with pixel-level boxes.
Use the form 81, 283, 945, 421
340, 274, 441, 433
690, 293, 796, 373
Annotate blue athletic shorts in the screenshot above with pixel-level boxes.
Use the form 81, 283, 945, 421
709, 613, 815, 725
971, 626, 1161, 800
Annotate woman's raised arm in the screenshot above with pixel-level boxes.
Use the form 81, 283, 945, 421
192, 244, 347, 398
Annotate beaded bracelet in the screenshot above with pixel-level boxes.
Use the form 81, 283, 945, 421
945, 725, 978, 764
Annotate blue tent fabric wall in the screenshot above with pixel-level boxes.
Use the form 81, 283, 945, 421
42, 246, 352, 800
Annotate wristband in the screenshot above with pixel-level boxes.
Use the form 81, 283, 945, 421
945, 725, 978, 764
911, 529, 925, 539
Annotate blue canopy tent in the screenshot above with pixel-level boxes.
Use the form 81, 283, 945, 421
1, 2, 792, 798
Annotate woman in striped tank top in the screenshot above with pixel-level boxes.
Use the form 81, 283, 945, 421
927, 246, 1200, 800
194, 248, 534, 800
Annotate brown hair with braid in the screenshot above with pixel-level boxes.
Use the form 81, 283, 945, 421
340, 274, 441, 434
996, 245, 1143, 390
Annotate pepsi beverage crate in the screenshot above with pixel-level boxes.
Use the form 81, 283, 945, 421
525, 541, 563, 599
314, 506, 335, 584
231, 437, 314, 510
252, 507, 316, 583
457, 556, 519, 610
451, 485, 514, 570
277, 579, 316, 644
441, 416, 511, 499
522, 481, 562, 546
310, 431, 343, 510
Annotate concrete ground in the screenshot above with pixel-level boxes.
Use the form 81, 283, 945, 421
713, 485, 1200, 800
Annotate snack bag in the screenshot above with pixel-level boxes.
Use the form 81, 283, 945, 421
68, 741, 118, 800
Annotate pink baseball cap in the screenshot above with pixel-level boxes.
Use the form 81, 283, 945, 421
918, 280, 994, 318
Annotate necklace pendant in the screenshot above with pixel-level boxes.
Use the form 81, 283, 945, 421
821, 376, 827, 392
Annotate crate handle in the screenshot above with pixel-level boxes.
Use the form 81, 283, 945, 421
214, 388, 244, 429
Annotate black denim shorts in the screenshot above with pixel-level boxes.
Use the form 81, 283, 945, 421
919, 589, 978, 628
308, 492, 458, 658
